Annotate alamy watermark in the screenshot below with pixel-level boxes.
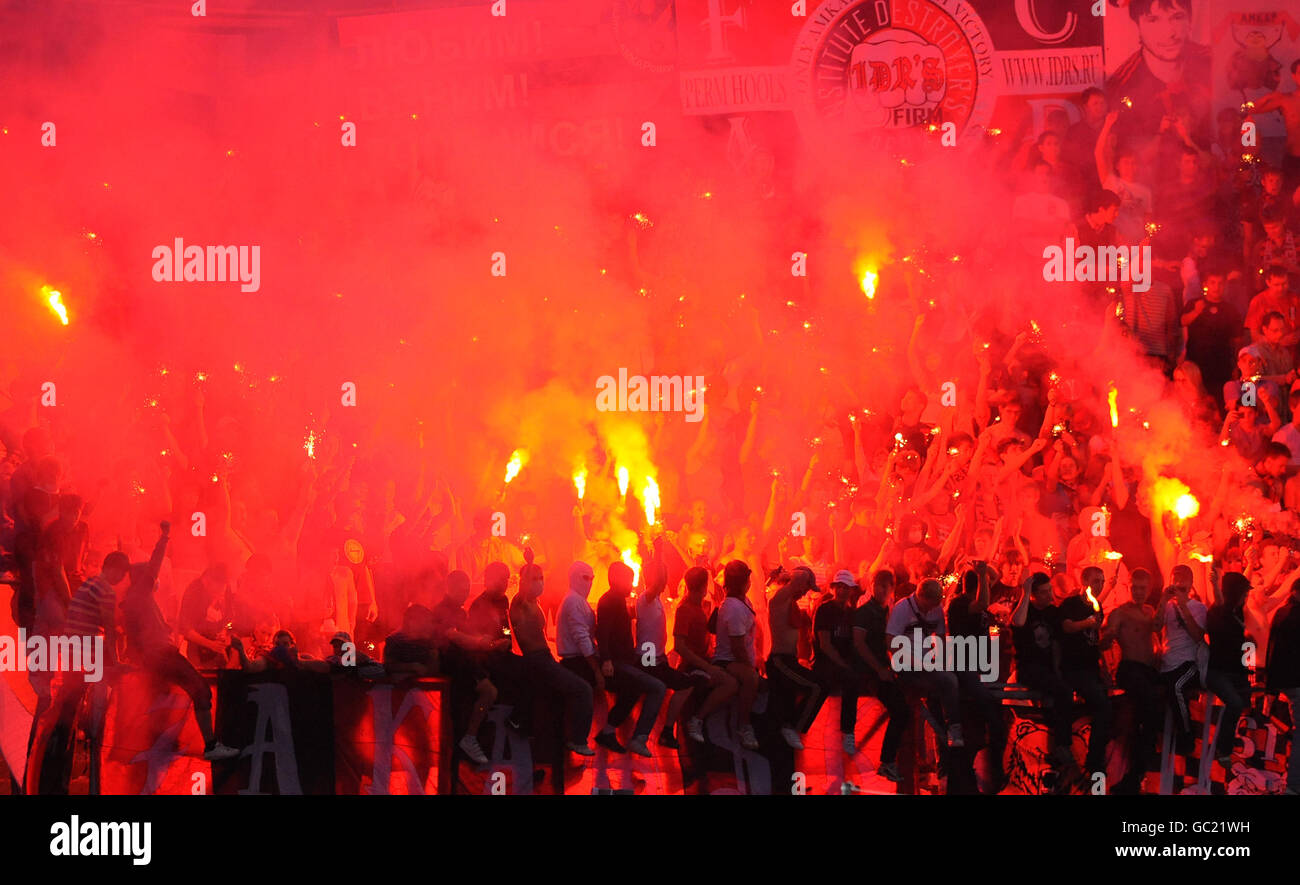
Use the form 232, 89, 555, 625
1042, 238, 1151, 293
595, 368, 704, 422
151, 238, 261, 292
889, 630, 1000, 682
0, 630, 105, 682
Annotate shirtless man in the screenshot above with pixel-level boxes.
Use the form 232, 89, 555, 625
1102, 567, 1160, 793
510, 551, 594, 756
1255, 60, 1300, 189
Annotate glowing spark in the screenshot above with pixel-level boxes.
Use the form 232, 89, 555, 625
41, 286, 69, 325
617, 465, 630, 497
631, 211, 653, 229
642, 476, 660, 526
573, 467, 587, 500
1145, 222, 1161, 236
1107, 384, 1119, 428
1120, 96, 1133, 109
504, 449, 528, 484
195, 371, 208, 383
860, 269, 878, 300
303, 430, 317, 460
210, 473, 220, 483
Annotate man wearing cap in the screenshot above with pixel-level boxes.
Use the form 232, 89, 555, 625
326, 631, 385, 678
815, 571, 867, 755
1225, 346, 1283, 414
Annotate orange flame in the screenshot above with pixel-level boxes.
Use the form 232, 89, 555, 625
642, 476, 660, 526
504, 449, 528, 484
621, 548, 641, 587
860, 269, 878, 300
41, 286, 69, 325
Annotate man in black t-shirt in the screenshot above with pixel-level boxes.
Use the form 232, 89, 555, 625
852, 570, 907, 783
947, 563, 1009, 792
814, 572, 864, 755
1012, 571, 1076, 773
1058, 567, 1113, 775
1204, 572, 1252, 765
1183, 269, 1243, 408
467, 562, 534, 738
429, 570, 498, 765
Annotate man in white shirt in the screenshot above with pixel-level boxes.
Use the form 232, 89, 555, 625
1155, 565, 1207, 752
886, 578, 964, 747
713, 560, 761, 750
558, 562, 604, 695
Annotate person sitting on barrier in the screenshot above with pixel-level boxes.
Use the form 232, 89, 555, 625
853, 569, 907, 783
1155, 564, 1208, 755
636, 537, 702, 749
886, 577, 964, 749
593, 560, 666, 757
557, 562, 606, 720
1011, 571, 1076, 774
429, 574, 498, 766
121, 521, 240, 761
1102, 566, 1162, 793
674, 565, 738, 744
468, 561, 533, 738
766, 565, 825, 751
713, 559, 761, 751
1058, 566, 1113, 779
325, 630, 385, 678
814, 571, 863, 756
235, 629, 331, 674
1204, 572, 1253, 768
510, 549, 595, 757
